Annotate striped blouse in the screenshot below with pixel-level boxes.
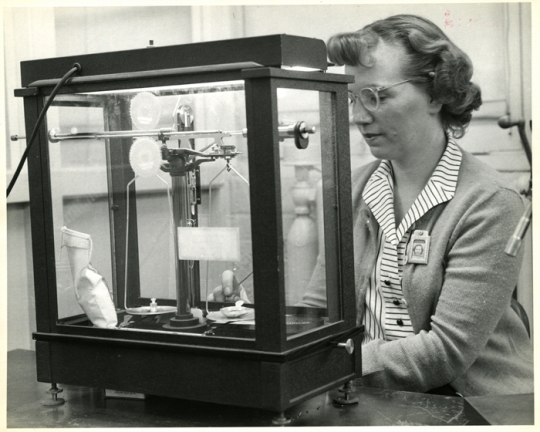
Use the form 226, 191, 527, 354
361, 140, 462, 343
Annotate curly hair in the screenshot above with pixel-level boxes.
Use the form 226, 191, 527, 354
327, 14, 482, 139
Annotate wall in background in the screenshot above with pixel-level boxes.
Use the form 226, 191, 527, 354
4, 3, 532, 350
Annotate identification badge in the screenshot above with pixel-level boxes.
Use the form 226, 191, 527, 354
408, 230, 430, 264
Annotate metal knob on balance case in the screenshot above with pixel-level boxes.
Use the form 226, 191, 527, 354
332, 338, 355, 355
278, 121, 316, 149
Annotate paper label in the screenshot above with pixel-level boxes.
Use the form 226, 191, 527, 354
177, 227, 241, 262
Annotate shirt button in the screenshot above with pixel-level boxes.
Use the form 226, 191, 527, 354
393, 298, 408, 307
397, 319, 404, 326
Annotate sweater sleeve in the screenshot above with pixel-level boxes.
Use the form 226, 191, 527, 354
359, 187, 526, 393
297, 254, 328, 308
298, 163, 379, 309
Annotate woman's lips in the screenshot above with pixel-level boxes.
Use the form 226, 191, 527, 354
363, 133, 382, 142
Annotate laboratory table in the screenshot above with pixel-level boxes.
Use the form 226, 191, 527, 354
6, 349, 533, 427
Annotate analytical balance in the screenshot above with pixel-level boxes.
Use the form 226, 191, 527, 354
16, 34, 362, 418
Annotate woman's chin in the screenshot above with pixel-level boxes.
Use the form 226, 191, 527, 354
367, 146, 391, 160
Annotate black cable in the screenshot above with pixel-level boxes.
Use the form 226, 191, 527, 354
7, 63, 82, 197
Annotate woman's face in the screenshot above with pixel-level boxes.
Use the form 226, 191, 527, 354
345, 40, 442, 164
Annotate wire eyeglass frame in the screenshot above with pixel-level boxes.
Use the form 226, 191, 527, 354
348, 79, 411, 112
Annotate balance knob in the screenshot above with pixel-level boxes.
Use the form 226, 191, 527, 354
332, 338, 354, 355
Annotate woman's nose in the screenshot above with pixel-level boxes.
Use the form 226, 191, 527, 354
350, 103, 373, 125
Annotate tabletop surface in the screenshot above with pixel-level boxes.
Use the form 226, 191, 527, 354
6, 349, 532, 428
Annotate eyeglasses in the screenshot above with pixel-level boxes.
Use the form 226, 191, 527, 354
348, 79, 411, 112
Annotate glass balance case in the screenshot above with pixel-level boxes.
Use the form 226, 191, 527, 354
16, 34, 361, 415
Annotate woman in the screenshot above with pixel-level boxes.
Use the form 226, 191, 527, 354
301, 14, 533, 396
211, 14, 533, 396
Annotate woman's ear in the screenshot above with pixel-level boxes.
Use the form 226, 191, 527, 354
428, 97, 443, 114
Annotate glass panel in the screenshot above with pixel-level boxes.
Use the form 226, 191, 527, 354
277, 88, 341, 338
48, 103, 114, 321
48, 81, 254, 339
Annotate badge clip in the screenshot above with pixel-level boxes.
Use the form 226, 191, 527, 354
408, 230, 430, 264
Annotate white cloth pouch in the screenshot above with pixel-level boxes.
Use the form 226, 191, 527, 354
61, 226, 118, 328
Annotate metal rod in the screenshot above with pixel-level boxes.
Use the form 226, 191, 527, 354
505, 199, 532, 257
238, 271, 253, 286
48, 127, 247, 142
171, 174, 192, 317
48, 123, 314, 143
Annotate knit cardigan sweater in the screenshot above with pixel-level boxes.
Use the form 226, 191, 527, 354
302, 148, 533, 396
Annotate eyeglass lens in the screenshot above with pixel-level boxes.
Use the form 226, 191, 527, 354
348, 88, 379, 114
360, 88, 379, 111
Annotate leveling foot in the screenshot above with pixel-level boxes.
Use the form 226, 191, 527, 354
42, 383, 65, 407
333, 380, 358, 405
272, 411, 292, 425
